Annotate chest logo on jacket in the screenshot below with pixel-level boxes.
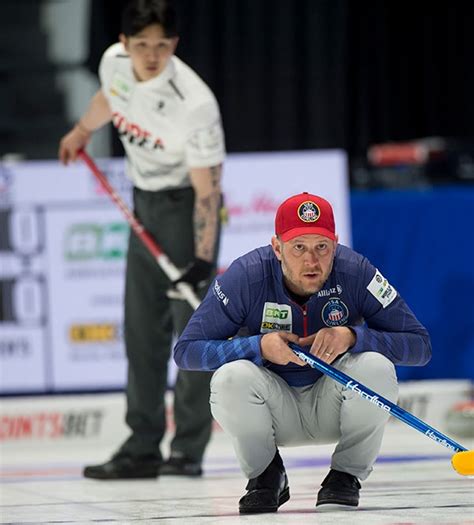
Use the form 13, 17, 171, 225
321, 298, 349, 327
110, 72, 131, 102
112, 111, 164, 151
260, 302, 292, 333
317, 284, 343, 297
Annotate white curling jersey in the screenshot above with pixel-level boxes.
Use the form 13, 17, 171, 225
99, 43, 225, 191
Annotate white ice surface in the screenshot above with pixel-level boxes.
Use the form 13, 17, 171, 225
1, 423, 473, 524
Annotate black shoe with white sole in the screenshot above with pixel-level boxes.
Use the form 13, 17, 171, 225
316, 469, 361, 508
239, 450, 290, 514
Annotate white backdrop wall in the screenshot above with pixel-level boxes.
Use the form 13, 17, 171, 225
0, 150, 350, 393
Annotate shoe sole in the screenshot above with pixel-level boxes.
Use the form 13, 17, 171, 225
160, 470, 202, 477
83, 471, 159, 480
239, 487, 290, 514
316, 501, 358, 511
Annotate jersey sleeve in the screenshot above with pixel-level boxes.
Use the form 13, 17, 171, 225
184, 100, 226, 168
173, 259, 263, 371
98, 43, 122, 92
349, 257, 432, 366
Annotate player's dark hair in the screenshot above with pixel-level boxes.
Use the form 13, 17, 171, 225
121, 0, 178, 38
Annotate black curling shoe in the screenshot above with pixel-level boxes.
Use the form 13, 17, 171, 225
83, 455, 161, 480
160, 455, 203, 477
316, 469, 361, 508
239, 450, 290, 514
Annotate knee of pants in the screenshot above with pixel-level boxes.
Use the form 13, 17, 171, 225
344, 352, 399, 402
210, 360, 263, 408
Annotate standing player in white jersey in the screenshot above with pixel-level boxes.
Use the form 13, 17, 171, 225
59, 0, 225, 479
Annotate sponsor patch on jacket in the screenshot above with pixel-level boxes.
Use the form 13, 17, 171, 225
260, 302, 292, 333
317, 284, 343, 297
366, 270, 397, 308
321, 298, 349, 327
188, 121, 223, 157
110, 72, 132, 102
213, 280, 229, 306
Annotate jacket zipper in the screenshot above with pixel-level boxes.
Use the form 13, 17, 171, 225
289, 299, 309, 337
302, 304, 308, 336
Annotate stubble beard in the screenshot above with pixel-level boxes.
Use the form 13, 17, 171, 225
282, 259, 334, 297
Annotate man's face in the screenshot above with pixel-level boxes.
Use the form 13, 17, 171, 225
271, 234, 338, 296
120, 24, 178, 81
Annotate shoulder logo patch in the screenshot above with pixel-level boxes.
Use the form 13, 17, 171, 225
366, 269, 397, 308
213, 280, 229, 306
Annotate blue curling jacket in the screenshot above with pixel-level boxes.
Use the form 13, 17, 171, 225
174, 244, 431, 386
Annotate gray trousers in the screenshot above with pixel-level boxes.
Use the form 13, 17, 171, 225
117, 186, 218, 463
210, 352, 398, 480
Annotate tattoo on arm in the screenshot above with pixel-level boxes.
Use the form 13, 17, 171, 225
209, 165, 220, 188
193, 165, 222, 261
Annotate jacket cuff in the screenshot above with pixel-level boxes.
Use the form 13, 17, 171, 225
347, 325, 366, 353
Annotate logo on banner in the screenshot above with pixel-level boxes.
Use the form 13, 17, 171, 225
321, 298, 349, 327
260, 302, 292, 332
64, 222, 129, 261
0, 410, 104, 440
69, 323, 123, 343
0, 338, 30, 358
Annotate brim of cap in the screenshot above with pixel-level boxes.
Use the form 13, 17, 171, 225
280, 227, 336, 242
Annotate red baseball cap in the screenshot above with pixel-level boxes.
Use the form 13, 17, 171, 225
275, 192, 336, 242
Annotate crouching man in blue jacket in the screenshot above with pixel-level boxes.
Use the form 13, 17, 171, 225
174, 192, 431, 513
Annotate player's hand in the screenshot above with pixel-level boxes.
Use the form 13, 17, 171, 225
261, 332, 306, 366
298, 327, 356, 364
173, 258, 214, 289
59, 125, 91, 165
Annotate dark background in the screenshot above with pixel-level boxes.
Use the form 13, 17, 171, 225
87, 0, 474, 160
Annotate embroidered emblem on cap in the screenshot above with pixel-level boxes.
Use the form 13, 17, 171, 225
297, 201, 320, 223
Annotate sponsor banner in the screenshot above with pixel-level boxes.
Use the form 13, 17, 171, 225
0, 325, 46, 391
44, 206, 128, 390
0, 380, 470, 448
219, 150, 350, 268
0, 393, 128, 445
388, 379, 473, 430
0, 150, 349, 393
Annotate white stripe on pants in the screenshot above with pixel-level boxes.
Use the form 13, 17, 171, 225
210, 351, 398, 480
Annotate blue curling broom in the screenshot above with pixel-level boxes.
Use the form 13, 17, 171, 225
290, 345, 473, 476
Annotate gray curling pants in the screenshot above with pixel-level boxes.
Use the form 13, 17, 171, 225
117, 186, 218, 463
210, 352, 398, 480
